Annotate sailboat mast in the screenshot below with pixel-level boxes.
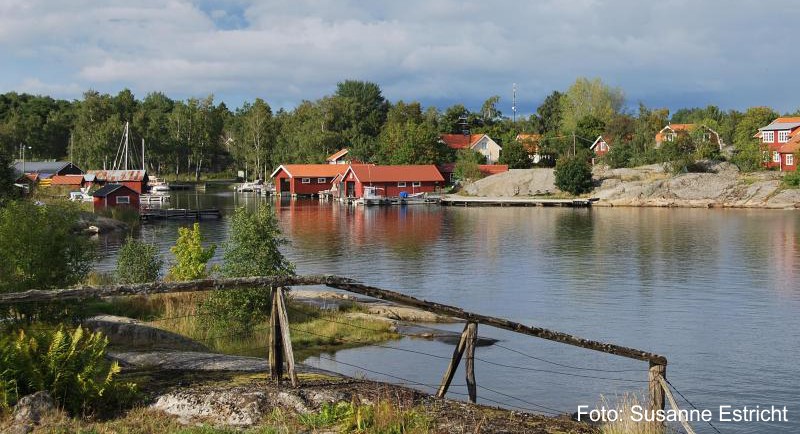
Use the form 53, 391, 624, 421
123, 121, 129, 170
142, 138, 145, 171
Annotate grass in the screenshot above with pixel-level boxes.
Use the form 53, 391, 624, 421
599, 393, 665, 434
87, 291, 399, 359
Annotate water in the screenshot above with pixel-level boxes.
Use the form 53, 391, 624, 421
96, 191, 800, 433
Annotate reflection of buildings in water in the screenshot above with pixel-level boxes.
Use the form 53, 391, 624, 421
770, 218, 798, 296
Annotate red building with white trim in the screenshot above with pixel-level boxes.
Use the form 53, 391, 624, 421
86, 170, 148, 193
270, 164, 349, 196
92, 184, 140, 209
756, 117, 800, 170
338, 165, 444, 199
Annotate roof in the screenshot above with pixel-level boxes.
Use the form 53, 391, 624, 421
778, 142, 800, 154
589, 136, 609, 150
326, 148, 349, 162
270, 164, 349, 178
50, 175, 84, 186
92, 183, 137, 197
758, 117, 800, 132
515, 133, 541, 153
439, 134, 485, 150
346, 165, 445, 183
86, 170, 147, 182
13, 160, 80, 175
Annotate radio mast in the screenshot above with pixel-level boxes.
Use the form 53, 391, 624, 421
512, 83, 517, 122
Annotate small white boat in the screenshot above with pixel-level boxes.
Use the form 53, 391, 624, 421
236, 181, 266, 193
148, 177, 171, 192
69, 188, 93, 202
355, 186, 385, 206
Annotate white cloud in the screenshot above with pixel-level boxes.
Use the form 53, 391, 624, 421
1, 0, 798, 111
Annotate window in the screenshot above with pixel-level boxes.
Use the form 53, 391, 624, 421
412, 181, 422, 187
301, 178, 311, 184
787, 154, 795, 166
773, 151, 780, 163
762, 131, 775, 143
599, 142, 607, 151
665, 133, 675, 142
703, 133, 712, 142
397, 181, 406, 187
317, 177, 327, 183
116, 196, 130, 204
778, 130, 790, 143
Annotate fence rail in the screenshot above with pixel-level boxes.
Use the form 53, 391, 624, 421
1, 274, 683, 422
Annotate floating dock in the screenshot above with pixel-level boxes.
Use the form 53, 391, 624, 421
140, 208, 222, 221
441, 196, 597, 207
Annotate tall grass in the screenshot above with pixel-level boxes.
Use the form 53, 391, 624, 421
600, 393, 665, 434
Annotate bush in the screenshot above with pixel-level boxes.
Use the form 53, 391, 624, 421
202, 206, 295, 333
167, 223, 216, 281
115, 237, 164, 284
0, 325, 136, 415
453, 149, 485, 182
554, 155, 594, 195
783, 170, 800, 188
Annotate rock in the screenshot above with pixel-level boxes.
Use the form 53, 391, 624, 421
152, 389, 271, 426
273, 391, 312, 414
463, 169, 558, 197
10, 391, 55, 434
107, 350, 339, 375
84, 315, 209, 352
75, 212, 128, 233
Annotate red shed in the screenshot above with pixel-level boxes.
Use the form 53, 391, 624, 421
86, 170, 148, 194
589, 135, 611, 164
92, 184, 140, 209
270, 164, 349, 196
339, 165, 444, 199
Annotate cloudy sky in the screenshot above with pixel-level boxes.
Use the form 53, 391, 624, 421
1, 0, 797, 114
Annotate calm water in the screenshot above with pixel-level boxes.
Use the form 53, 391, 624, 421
95, 191, 800, 434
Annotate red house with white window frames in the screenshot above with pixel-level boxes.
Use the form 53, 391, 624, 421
92, 183, 140, 209
589, 135, 611, 164
338, 165, 444, 199
755, 117, 800, 170
270, 164, 349, 196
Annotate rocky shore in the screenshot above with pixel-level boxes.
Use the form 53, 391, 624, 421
459, 163, 800, 209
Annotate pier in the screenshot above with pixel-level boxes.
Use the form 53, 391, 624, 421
140, 208, 222, 221
441, 196, 597, 207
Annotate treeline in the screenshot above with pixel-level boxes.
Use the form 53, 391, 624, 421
0, 78, 796, 180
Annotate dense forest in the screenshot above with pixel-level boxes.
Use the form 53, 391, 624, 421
0, 78, 795, 180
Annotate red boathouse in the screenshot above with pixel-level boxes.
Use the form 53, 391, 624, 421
270, 164, 349, 196
338, 165, 444, 199
92, 183, 140, 209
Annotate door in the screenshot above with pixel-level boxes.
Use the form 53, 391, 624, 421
346, 181, 355, 197
280, 178, 290, 195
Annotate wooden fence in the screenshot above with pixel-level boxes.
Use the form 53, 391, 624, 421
0, 274, 698, 429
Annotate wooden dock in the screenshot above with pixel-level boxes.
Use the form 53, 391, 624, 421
140, 208, 222, 221
441, 196, 597, 207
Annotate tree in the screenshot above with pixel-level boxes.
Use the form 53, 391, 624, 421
731, 106, 779, 172
167, 223, 216, 281
480, 95, 502, 122
0, 146, 16, 203
554, 155, 594, 195
575, 115, 606, 146
203, 206, 295, 332
332, 80, 388, 161
454, 149, 484, 182
560, 77, 624, 134
499, 139, 532, 169
235, 98, 275, 179
377, 118, 451, 165
114, 237, 163, 284
536, 91, 563, 134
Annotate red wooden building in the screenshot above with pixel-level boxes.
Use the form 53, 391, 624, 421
756, 117, 800, 170
92, 184, 140, 209
270, 164, 349, 196
338, 165, 444, 199
86, 170, 148, 193
50, 175, 86, 189
589, 135, 611, 164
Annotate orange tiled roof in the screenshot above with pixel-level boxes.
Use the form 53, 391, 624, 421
440, 134, 484, 150
516, 133, 541, 153
272, 164, 349, 178
656, 124, 697, 142
347, 165, 444, 183
326, 148, 349, 162
50, 175, 84, 185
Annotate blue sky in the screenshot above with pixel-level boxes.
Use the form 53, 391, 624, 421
1, 0, 798, 115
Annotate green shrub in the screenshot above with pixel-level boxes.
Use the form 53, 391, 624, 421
168, 223, 216, 281
554, 155, 594, 195
783, 170, 800, 188
115, 237, 163, 284
0, 325, 136, 415
202, 206, 295, 333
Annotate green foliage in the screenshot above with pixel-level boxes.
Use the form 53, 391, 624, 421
0, 146, 17, 203
554, 155, 594, 195
560, 77, 624, 134
168, 223, 216, 281
202, 206, 295, 332
299, 401, 354, 428
332, 80, 389, 161
575, 115, 606, 145
114, 237, 163, 284
536, 91, 564, 134
0, 325, 136, 415
377, 119, 451, 165
453, 149, 484, 182
0, 201, 95, 295
299, 401, 429, 434
498, 139, 532, 169
782, 170, 800, 188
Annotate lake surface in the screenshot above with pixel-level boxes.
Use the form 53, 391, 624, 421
95, 191, 800, 434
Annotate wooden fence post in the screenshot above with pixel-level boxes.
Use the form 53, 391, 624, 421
275, 287, 298, 387
464, 322, 477, 403
436, 323, 470, 398
648, 361, 667, 413
269, 287, 284, 383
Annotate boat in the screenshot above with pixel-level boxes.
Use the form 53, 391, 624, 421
355, 186, 385, 206
140, 193, 171, 204
148, 177, 171, 193
236, 181, 266, 193
69, 189, 93, 202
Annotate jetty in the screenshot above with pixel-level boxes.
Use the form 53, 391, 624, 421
441, 196, 597, 207
140, 208, 221, 221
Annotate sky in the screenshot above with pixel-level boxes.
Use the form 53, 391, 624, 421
1, 0, 798, 115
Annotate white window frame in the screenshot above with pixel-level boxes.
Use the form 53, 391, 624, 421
762, 131, 775, 143
412, 181, 422, 187
773, 151, 781, 163
778, 130, 790, 143
599, 142, 607, 151
301, 178, 311, 184
665, 133, 675, 142
116, 196, 130, 204
397, 181, 407, 187
787, 154, 794, 166
317, 177, 327, 183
